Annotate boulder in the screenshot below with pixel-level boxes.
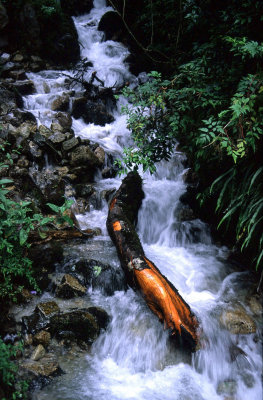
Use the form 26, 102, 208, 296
0, 87, 19, 115
72, 259, 126, 296
50, 309, 100, 343
22, 301, 60, 334
220, 306, 256, 334
70, 145, 101, 168
62, 136, 80, 152
87, 306, 110, 330
55, 274, 86, 299
75, 183, 94, 198
94, 146, 105, 165
31, 344, 46, 361
51, 95, 70, 112
12, 80, 35, 95
55, 112, 72, 131
33, 331, 51, 348
177, 207, 195, 221
71, 97, 88, 119
48, 132, 68, 147
29, 169, 65, 205
8, 69, 27, 80
98, 11, 125, 42
38, 125, 53, 138
83, 100, 114, 126
20, 355, 62, 386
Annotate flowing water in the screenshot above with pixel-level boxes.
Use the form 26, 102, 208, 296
22, 1, 262, 399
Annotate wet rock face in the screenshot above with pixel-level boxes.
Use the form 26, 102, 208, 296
70, 145, 101, 168
98, 11, 125, 42
33, 330, 51, 348
0, 87, 20, 115
20, 354, 62, 389
72, 97, 114, 126
22, 301, 61, 334
55, 274, 87, 299
72, 258, 126, 296
50, 309, 100, 343
220, 306, 256, 334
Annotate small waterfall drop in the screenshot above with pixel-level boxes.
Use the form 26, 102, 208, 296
21, 1, 262, 399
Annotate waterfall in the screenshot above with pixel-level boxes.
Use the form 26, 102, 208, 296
23, 2, 262, 399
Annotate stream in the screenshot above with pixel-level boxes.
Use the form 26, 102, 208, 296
21, 1, 262, 399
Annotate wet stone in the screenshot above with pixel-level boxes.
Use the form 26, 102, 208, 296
36, 301, 60, 318
62, 136, 80, 152
55, 274, 87, 299
50, 309, 100, 343
33, 330, 51, 347
51, 95, 70, 112
220, 306, 256, 334
31, 344, 46, 361
20, 355, 62, 382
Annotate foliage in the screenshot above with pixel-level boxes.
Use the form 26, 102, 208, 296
0, 338, 28, 399
0, 144, 73, 302
117, 0, 263, 271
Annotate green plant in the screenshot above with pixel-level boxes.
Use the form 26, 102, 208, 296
0, 338, 28, 399
0, 144, 73, 302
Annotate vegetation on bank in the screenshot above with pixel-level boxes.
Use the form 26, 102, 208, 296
113, 0, 263, 274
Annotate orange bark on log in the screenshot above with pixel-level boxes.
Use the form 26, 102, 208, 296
106, 172, 199, 351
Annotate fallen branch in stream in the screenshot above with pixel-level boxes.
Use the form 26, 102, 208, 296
106, 172, 199, 351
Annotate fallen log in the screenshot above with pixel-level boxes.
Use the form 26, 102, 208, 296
106, 172, 199, 351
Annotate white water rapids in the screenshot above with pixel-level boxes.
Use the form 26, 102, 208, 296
22, 1, 262, 399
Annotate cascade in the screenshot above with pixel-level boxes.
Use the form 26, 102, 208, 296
20, 1, 262, 399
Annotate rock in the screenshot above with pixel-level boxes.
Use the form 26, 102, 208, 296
70, 145, 101, 168
84, 100, 114, 126
38, 125, 53, 138
17, 288, 33, 303
12, 80, 35, 95
55, 112, 72, 131
182, 169, 198, 185
177, 207, 195, 221
56, 166, 69, 177
29, 242, 63, 273
87, 306, 110, 330
74, 259, 125, 296
24, 334, 33, 347
217, 380, 237, 396
220, 306, 256, 334
55, 274, 86, 299
75, 183, 94, 198
22, 301, 60, 334
28, 141, 43, 160
36, 301, 60, 319
62, 136, 80, 152
71, 96, 87, 119
29, 169, 65, 205
102, 167, 117, 179
98, 11, 125, 41
8, 69, 27, 80
94, 146, 105, 165
50, 122, 64, 133
247, 296, 262, 316
0, 87, 19, 115
31, 344, 46, 361
12, 53, 24, 63
48, 132, 67, 146
51, 95, 70, 112
33, 331, 51, 348
20, 355, 61, 380
50, 309, 100, 343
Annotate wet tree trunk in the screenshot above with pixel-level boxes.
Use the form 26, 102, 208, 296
106, 172, 199, 351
